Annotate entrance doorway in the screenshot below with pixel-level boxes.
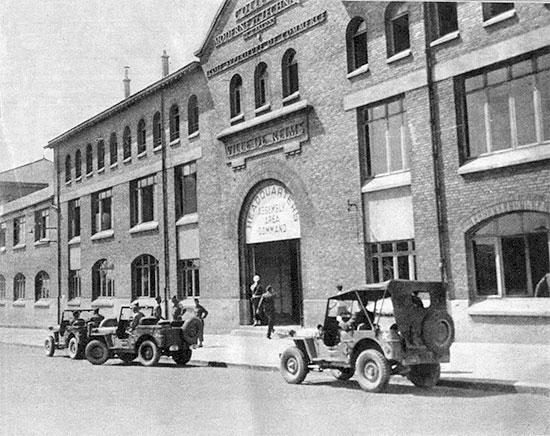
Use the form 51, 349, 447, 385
248, 239, 302, 325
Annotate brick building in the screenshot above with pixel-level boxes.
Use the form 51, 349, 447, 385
4, 1, 550, 343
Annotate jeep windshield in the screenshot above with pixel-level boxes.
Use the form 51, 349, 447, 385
61, 309, 95, 323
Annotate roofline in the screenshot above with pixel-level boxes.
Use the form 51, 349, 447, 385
194, 0, 231, 58
46, 61, 202, 149
0, 157, 53, 177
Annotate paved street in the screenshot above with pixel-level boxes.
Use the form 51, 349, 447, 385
0, 344, 548, 436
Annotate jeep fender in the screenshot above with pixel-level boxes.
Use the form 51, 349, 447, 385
291, 338, 313, 363
135, 335, 157, 353
351, 338, 385, 367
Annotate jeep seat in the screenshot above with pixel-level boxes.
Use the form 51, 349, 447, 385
99, 318, 117, 328
139, 317, 158, 326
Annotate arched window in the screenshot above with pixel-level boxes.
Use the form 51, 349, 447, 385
75, 150, 82, 179
230, 74, 243, 119
153, 112, 162, 149
97, 140, 105, 171
14, 273, 25, 301
385, 2, 410, 58
131, 254, 159, 299
109, 133, 118, 165
282, 49, 299, 98
254, 63, 268, 109
65, 155, 71, 182
92, 259, 115, 300
86, 143, 93, 175
188, 95, 199, 135
346, 17, 368, 72
169, 104, 180, 142
123, 126, 132, 160
35, 271, 50, 301
470, 212, 550, 297
0, 274, 6, 299
137, 118, 146, 155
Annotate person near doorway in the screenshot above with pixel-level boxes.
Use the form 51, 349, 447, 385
193, 298, 209, 347
154, 295, 163, 320
257, 285, 275, 339
171, 296, 186, 321
250, 275, 264, 326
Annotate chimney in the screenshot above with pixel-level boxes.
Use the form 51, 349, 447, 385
123, 66, 131, 98
162, 50, 170, 77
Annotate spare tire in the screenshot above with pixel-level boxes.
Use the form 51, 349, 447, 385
421, 310, 455, 354
182, 317, 202, 344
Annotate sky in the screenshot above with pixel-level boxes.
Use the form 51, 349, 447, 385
0, 0, 224, 173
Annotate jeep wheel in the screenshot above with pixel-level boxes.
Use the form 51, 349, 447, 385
138, 340, 160, 367
173, 348, 192, 366
68, 337, 83, 360
44, 336, 55, 357
119, 354, 137, 364
182, 317, 202, 344
331, 368, 354, 381
421, 310, 455, 354
408, 363, 441, 388
85, 340, 109, 365
355, 349, 391, 393
280, 346, 308, 384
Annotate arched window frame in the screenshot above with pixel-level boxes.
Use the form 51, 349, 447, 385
385, 2, 410, 58
131, 254, 159, 299
97, 139, 105, 171
92, 259, 115, 300
65, 154, 72, 182
346, 17, 368, 73
137, 118, 147, 155
169, 104, 180, 142
35, 271, 50, 301
86, 143, 93, 175
282, 49, 299, 99
75, 150, 82, 179
153, 112, 162, 149
14, 273, 25, 301
109, 133, 118, 166
123, 126, 132, 160
230, 74, 243, 119
187, 95, 199, 135
254, 63, 269, 109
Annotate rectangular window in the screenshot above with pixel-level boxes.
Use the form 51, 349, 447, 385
458, 50, 550, 161
482, 3, 514, 22
130, 175, 156, 227
0, 278, 5, 299
13, 216, 25, 246
175, 163, 197, 219
91, 189, 112, 234
368, 240, 416, 282
0, 222, 6, 248
359, 96, 410, 179
177, 259, 200, 299
34, 209, 49, 242
68, 269, 81, 300
68, 199, 81, 239
429, 2, 458, 41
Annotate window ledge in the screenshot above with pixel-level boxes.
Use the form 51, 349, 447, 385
74, 176, 82, 183
188, 131, 200, 140
0, 247, 6, 253
347, 64, 370, 80
92, 298, 115, 308
34, 239, 51, 247
386, 49, 412, 64
170, 138, 181, 147
137, 151, 147, 159
130, 221, 159, 234
153, 145, 162, 153
34, 299, 51, 308
110, 162, 118, 170
13, 300, 26, 307
468, 298, 550, 317
67, 298, 81, 307
97, 167, 105, 174
91, 229, 114, 241
123, 157, 132, 164
86, 172, 93, 179
282, 91, 300, 105
176, 213, 199, 226
362, 171, 411, 193
430, 30, 460, 47
230, 113, 245, 125
68, 236, 81, 246
254, 104, 271, 116
65, 180, 72, 186
459, 143, 550, 175
483, 9, 516, 27
13, 243, 26, 251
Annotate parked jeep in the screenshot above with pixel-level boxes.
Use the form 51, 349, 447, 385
44, 309, 99, 359
84, 305, 202, 367
280, 280, 455, 393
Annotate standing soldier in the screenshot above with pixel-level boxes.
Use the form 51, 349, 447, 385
193, 298, 209, 347
257, 285, 275, 339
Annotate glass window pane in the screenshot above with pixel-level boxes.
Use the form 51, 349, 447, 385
465, 75, 484, 92
488, 84, 512, 151
142, 185, 154, 222
538, 70, 550, 141
487, 67, 508, 86
437, 3, 458, 36
513, 75, 537, 146
473, 239, 498, 296
388, 114, 403, 172
392, 14, 410, 53
466, 90, 488, 157
388, 99, 401, 116
538, 53, 550, 71
368, 119, 387, 175
396, 241, 409, 251
382, 257, 394, 281
381, 243, 393, 253
397, 255, 409, 279
528, 233, 549, 294
523, 212, 549, 233
498, 213, 522, 235
502, 236, 528, 296
512, 60, 533, 79
371, 105, 385, 120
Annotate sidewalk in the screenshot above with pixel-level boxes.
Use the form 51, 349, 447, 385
1, 326, 548, 395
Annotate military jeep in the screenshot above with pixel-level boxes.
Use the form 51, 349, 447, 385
280, 280, 455, 393
44, 309, 100, 359
84, 305, 202, 367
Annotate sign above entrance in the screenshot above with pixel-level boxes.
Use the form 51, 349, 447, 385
246, 185, 300, 244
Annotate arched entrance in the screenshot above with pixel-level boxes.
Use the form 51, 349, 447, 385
240, 182, 303, 326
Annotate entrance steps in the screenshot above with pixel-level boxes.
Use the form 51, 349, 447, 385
230, 325, 301, 338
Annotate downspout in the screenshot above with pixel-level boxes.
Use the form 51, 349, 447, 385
161, 91, 171, 317
54, 147, 62, 324
423, 3, 448, 284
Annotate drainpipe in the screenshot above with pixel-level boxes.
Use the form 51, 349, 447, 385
423, 3, 448, 284
54, 147, 62, 324
160, 90, 170, 317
